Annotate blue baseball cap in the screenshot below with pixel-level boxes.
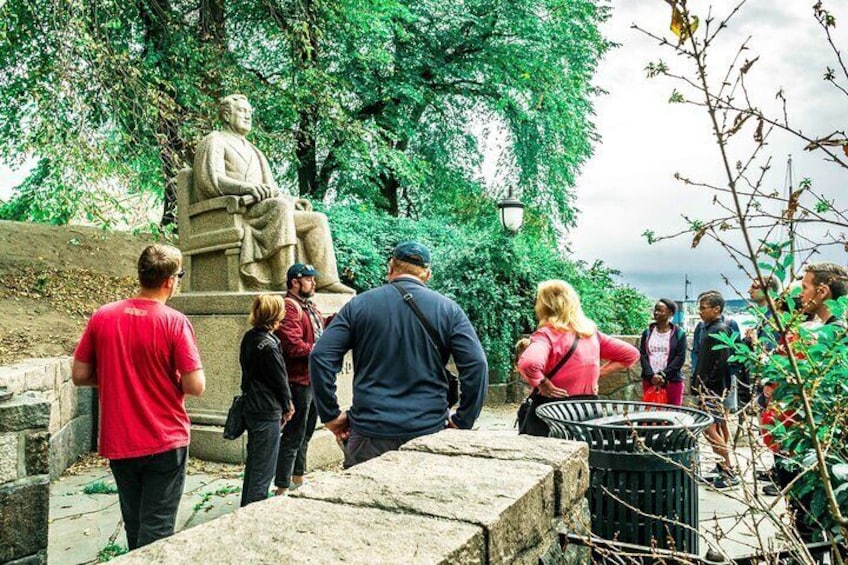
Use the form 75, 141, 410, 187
287, 263, 319, 283
392, 241, 431, 268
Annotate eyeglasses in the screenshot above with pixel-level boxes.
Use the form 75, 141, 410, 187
174, 270, 185, 279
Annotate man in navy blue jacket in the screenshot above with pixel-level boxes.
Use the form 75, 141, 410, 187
309, 241, 488, 468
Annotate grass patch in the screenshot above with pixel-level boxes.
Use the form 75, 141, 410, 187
97, 542, 127, 562
83, 480, 118, 495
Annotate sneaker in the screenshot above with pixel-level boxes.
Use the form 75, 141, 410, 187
708, 472, 740, 490
756, 468, 775, 482
289, 479, 310, 492
762, 483, 781, 497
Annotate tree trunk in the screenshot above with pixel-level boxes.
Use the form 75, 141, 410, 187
292, 0, 321, 200
378, 171, 400, 216
138, 0, 189, 227
374, 102, 427, 217
199, 0, 225, 42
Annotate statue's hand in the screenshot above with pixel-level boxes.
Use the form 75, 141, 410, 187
267, 185, 280, 199
245, 185, 264, 202
295, 198, 313, 211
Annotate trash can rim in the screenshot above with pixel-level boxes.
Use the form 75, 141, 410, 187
535, 399, 712, 431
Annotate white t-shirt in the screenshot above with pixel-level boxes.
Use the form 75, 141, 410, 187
648, 328, 672, 373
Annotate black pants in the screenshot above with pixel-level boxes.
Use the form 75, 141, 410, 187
519, 394, 599, 437
343, 430, 411, 469
275, 384, 318, 488
109, 446, 188, 550
775, 459, 819, 543
241, 415, 281, 507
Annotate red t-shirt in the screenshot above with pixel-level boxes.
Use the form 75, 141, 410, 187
74, 298, 203, 459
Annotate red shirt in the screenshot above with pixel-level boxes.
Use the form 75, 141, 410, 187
517, 326, 640, 396
74, 298, 203, 459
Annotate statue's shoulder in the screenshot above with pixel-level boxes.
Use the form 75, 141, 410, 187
199, 129, 227, 145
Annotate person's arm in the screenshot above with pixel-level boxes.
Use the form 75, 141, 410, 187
664, 329, 688, 378
309, 303, 353, 424
516, 333, 552, 388
180, 370, 206, 396
72, 318, 98, 387
638, 329, 653, 380
174, 318, 205, 396
256, 339, 291, 410
72, 360, 98, 387
701, 328, 730, 389
277, 301, 312, 358
448, 308, 489, 430
598, 333, 640, 371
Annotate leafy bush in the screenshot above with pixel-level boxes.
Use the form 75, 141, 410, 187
82, 480, 118, 495
717, 256, 848, 540
326, 204, 651, 382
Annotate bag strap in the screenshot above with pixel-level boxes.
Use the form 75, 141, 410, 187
544, 334, 580, 380
284, 296, 304, 320
390, 282, 451, 387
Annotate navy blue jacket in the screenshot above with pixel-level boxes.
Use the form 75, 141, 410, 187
639, 323, 687, 382
309, 276, 489, 439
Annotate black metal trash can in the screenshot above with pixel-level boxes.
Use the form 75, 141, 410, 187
536, 400, 711, 555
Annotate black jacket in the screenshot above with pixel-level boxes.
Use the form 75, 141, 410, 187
239, 327, 291, 419
639, 323, 687, 382
693, 319, 730, 395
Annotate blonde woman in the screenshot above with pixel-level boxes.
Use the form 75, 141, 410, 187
239, 295, 295, 506
517, 280, 639, 436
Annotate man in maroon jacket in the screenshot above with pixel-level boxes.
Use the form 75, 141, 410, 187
274, 263, 332, 493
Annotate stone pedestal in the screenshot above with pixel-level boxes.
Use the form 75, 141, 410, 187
171, 291, 354, 464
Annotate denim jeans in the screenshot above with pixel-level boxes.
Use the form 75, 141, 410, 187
275, 384, 318, 488
241, 415, 281, 507
109, 446, 188, 550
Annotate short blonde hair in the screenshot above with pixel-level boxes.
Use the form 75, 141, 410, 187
248, 294, 286, 330
534, 280, 597, 337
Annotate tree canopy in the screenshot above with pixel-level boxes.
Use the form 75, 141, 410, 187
0, 0, 611, 227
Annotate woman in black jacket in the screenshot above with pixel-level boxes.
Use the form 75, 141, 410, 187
240, 295, 294, 507
639, 299, 687, 405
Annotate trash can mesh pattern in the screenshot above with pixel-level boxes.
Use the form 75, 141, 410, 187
536, 400, 712, 554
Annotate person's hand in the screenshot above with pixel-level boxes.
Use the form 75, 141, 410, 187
538, 378, 569, 398
282, 403, 295, 424
746, 327, 759, 344
324, 411, 350, 442
295, 198, 312, 211
651, 374, 665, 386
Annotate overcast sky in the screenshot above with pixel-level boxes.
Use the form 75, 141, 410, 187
570, 1, 847, 301
2, 1, 846, 303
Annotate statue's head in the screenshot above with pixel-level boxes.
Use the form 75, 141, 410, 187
219, 94, 253, 136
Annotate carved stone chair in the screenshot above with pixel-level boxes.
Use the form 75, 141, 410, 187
176, 168, 250, 293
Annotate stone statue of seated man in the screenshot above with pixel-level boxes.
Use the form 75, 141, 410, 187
193, 93, 353, 293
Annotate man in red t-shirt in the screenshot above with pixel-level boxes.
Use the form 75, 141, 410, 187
73, 244, 205, 550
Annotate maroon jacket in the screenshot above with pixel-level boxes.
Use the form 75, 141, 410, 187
274, 292, 330, 386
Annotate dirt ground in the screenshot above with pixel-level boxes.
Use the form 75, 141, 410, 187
0, 220, 156, 364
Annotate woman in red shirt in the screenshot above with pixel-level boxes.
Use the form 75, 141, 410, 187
517, 280, 640, 436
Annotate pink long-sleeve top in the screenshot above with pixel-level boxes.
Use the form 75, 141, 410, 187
517, 326, 640, 396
